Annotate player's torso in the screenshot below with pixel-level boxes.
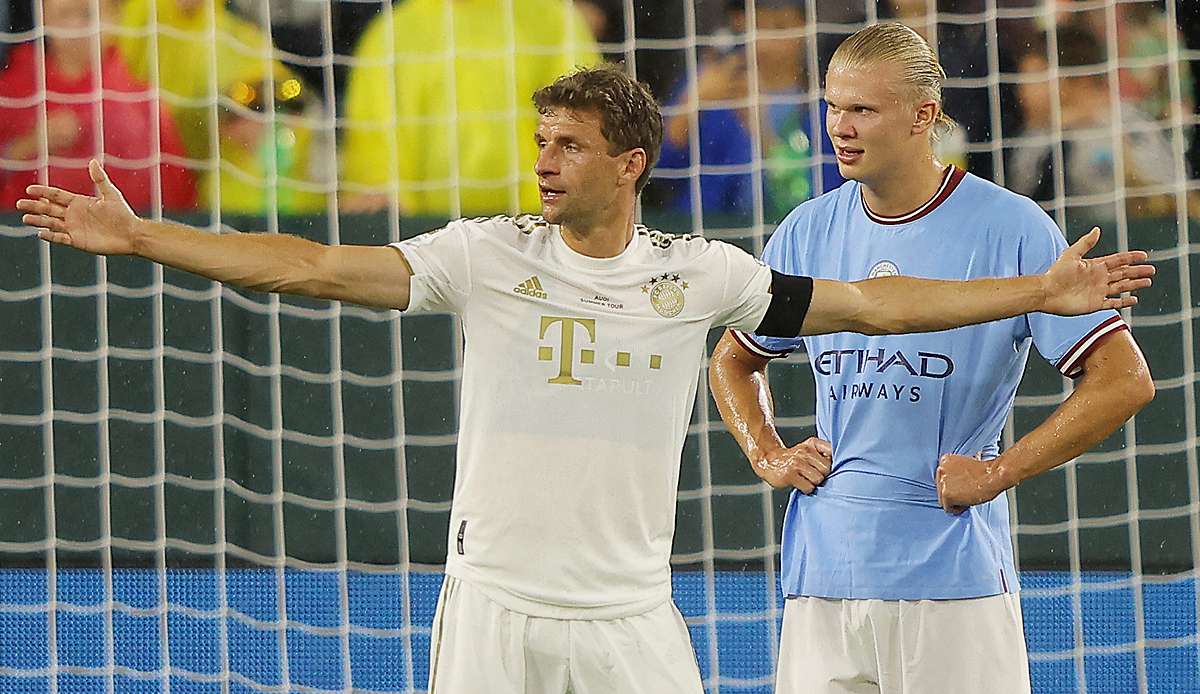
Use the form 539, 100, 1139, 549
801, 183, 1031, 494
443, 217, 729, 613
456, 218, 719, 441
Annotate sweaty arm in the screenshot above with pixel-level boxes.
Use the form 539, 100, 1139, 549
756, 228, 1152, 338
935, 331, 1154, 512
131, 220, 415, 310
18, 161, 415, 309
709, 329, 832, 493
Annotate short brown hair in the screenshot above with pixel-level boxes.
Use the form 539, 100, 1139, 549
533, 64, 663, 193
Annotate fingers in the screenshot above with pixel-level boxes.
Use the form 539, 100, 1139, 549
1104, 262, 1152, 282
1067, 227, 1101, 257
806, 437, 834, 458
1108, 264, 1156, 282
24, 184, 78, 207
935, 477, 965, 514
789, 471, 816, 495
24, 214, 66, 233
796, 463, 826, 489
16, 197, 67, 219
1099, 250, 1149, 269
1108, 278, 1153, 294
89, 159, 118, 198
36, 229, 72, 245
936, 455, 969, 514
1101, 296, 1138, 310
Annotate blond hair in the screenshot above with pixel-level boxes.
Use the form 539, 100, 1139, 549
829, 23, 957, 141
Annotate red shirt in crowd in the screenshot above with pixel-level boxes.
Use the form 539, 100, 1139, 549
0, 42, 197, 211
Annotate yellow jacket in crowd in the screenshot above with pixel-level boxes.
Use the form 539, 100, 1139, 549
118, 0, 274, 163
211, 64, 332, 215
342, 0, 599, 216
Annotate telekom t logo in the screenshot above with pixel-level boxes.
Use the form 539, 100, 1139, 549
538, 316, 663, 386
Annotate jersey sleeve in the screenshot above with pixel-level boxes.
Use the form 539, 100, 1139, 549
390, 220, 474, 315
1018, 207, 1128, 378
729, 211, 809, 359
712, 241, 774, 332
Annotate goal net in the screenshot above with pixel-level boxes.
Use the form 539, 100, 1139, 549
0, 0, 1195, 692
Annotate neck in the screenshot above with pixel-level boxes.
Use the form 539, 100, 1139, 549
861, 152, 947, 217
559, 197, 637, 258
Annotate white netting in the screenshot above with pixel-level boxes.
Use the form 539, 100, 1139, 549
0, 0, 1196, 692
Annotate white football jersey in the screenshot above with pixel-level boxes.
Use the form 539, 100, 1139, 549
394, 215, 773, 619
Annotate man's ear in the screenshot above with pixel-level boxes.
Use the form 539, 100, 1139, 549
912, 100, 938, 136
621, 148, 647, 187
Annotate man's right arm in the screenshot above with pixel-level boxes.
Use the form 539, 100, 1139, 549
18, 160, 415, 310
709, 330, 832, 493
130, 220, 414, 309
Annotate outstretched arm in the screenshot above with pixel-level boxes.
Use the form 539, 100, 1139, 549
794, 228, 1152, 337
18, 160, 414, 310
935, 331, 1154, 513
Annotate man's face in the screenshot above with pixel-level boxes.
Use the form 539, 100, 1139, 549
533, 108, 634, 226
824, 61, 925, 184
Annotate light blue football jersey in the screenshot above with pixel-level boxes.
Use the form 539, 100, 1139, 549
737, 167, 1127, 600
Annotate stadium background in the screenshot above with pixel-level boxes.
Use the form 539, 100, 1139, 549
0, 0, 1197, 692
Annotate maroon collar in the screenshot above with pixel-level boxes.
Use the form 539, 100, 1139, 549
861, 165, 966, 225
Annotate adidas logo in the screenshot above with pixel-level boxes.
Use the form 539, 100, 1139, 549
513, 275, 548, 300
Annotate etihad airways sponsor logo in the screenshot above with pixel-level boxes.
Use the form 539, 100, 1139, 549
813, 348, 954, 379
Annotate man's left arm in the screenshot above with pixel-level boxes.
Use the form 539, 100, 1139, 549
935, 330, 1155, 513
795, 229, 1151, 337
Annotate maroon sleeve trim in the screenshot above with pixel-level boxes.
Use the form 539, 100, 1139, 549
730, 329, 792, 360
1055, 316, 1129, 378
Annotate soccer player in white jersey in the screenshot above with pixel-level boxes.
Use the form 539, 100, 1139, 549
18, 64, 1152, 693
710, 24, 1157, 694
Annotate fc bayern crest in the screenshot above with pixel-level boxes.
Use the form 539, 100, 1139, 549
868, 260, 900, 279
642, 273, 689, 318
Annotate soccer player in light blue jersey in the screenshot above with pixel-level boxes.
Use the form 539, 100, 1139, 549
710, 23, 1156, 694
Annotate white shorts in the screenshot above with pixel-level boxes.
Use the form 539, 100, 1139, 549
427, 576, 704, 694
776, 593, 1032, 694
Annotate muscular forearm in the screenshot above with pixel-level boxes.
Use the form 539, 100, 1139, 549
131, 218, 333, 298
994, 382, 1149, 488
710, 332, 834, 492
993, 334, 1153, 490
852, 274, 1047, 335
709, 334, 784, 467
935, 332, 1152, 513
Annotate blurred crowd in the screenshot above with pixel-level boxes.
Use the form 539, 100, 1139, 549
0, 0, 1193, 223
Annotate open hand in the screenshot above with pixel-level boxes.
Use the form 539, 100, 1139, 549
1042, 227, 1154, 315
753, 437, 833, 494
17, 159, 139, 256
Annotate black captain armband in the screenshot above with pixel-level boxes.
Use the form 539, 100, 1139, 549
754, 271, 814, 338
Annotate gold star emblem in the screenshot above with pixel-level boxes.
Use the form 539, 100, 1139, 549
680, 280, 689, 289
641, 285, 649, 293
